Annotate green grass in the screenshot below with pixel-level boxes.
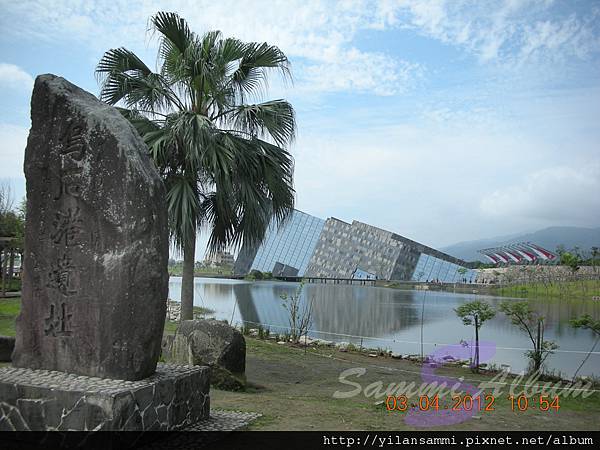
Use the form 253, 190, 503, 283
164, 320, 178, 334
1, 278, 21, 292
0, 297, 21, 336
492, 279, 600, 299
212, 337, 600, 430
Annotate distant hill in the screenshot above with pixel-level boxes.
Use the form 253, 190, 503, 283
441, 226, 600, 262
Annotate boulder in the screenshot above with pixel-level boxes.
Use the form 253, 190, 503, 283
0, 335, 15, 362
167, 320, 246, 390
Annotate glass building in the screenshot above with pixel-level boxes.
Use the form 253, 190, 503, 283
236, 210, 325, 277
410, 253, 477, 283
234, 210, 476, 282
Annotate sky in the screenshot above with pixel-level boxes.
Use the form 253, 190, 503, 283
1, 0, 599, 259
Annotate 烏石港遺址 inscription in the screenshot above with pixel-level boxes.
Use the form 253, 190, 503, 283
12, 74, 169, 380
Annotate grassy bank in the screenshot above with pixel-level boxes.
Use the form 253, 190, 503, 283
376, 279, 600, 300
211, 337, 600, 430
491, 279, 600, 300
2, 297, 599, 430
0, 297, 20, 336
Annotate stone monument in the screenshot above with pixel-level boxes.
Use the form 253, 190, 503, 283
0, 75, 209, 431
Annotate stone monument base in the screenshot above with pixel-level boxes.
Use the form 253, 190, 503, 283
0, 363, 210, 431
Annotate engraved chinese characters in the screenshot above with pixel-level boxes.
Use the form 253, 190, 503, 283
13, 74, 169, 381
44, 124, 86, 337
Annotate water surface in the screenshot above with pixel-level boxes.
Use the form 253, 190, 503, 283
169, 277, 600, 378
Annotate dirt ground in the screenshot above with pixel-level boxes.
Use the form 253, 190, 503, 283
211, 338, 600, 431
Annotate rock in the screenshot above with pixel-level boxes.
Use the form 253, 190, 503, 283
0, 336, 15, 362
391, 353, 402, 359
168, 319, 246, 376
161, 334, 174, 359
209, 366, 246, 391
298, 336, 316, 346
368, 353, 377, 358
12, 74, 169, 381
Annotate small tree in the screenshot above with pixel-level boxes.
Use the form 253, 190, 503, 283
280, 283, 314, 343
569, 314, 600, 380
499, 301, 558, 373
560, 251, 581, 276
570, 314, 600, 336
454, 300, 495, 372
591, 247, 599, 275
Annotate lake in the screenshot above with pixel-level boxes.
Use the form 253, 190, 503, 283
169, 277, 600, 378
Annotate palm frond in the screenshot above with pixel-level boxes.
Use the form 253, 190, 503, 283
229, 42, 292, 102
229, 100, 296, 146
96, 47, 181, 111
152, 11, 194, 57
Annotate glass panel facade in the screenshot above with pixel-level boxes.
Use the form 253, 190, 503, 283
352, 268, 377, 280
410, 253, 477, 283
250, 210, 325, 276
237, 210, 477, 282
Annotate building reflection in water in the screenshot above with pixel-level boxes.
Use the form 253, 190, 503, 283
168, 278, 600, 377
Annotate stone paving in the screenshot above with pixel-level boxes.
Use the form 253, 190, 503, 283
137, 410, 261, 449
186, 410, 261, 431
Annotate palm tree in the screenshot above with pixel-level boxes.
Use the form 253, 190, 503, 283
96, 12, 296, 320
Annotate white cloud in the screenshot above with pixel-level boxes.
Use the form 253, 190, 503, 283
0, 123, 28, 178
480, 165, 600, 226
299, 49, 421, 96
0, 0, 419, 96
397, 0, 600, 65
0, 63, 34, 91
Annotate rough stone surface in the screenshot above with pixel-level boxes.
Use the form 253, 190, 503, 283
0, 336, 15, 362
188, 410, 260, 431
12, 74, 169, 380
168, 320, 246, 375
0, 363, 209, 431
133, 411, 261, 449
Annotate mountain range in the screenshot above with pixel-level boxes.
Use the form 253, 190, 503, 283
440, 226, 600, 262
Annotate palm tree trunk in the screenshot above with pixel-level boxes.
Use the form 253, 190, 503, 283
180, 231, 197, 321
